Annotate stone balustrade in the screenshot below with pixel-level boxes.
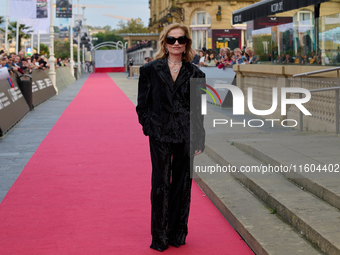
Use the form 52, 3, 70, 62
233, 64, 340, 133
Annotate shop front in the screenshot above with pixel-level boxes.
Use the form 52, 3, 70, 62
212, 29, 242, 52
233, 0, 340, 66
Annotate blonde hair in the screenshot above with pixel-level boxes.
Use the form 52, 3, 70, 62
155, 23, 193, 62
246, 47, 253, 54
234, 48, 242, 54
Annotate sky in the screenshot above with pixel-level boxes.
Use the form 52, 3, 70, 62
0, 0, 150, 29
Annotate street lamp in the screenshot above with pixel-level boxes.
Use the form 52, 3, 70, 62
70, 10, 74, 77
49, 0, 57, 94
216, 6, 222, 21
81, 6, 86, 69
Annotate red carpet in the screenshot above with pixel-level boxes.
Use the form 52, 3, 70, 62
0, 73, 253, 254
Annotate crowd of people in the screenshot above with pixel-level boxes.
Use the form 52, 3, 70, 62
191, 46, 259, 69
139, 46, 259, 71
0, 50, 51, 77
273, 51, 322, 65
0, 49, 93, 77
272, 48, 340, 65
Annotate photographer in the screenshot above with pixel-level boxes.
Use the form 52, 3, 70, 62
127, 58, 133, 77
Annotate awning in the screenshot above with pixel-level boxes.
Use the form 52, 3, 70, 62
232, 0, 330, 24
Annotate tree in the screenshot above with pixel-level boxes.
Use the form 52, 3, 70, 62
34, 44, 49, 56
92, 31, 124, 50
0, 16, 5, 34
0, 16, 4, 26
103, 25, 112, 32
116, 18, 149, 34
7, 21, 33, 51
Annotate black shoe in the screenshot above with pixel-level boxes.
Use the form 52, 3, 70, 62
150, 243, 169, 252
168, 239, 185, 248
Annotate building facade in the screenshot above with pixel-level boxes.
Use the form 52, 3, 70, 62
149, 0, 340, 57
148, 0, 261, 52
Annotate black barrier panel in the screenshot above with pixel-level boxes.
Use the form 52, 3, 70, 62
28, 70, 56, 107
0, 78, 30, 136
199, 67, 236, 107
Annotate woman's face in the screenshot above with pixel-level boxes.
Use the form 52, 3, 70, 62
165, 27, 187, 56
199, 51, 203, 57
210, 53, 214, 59
246, 49, 252, 57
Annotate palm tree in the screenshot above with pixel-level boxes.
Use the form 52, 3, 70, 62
7, 21, 33, 52
0, 16, 4, 33
0, 16, 5, 48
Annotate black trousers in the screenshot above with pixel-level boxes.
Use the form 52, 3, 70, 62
149, 137, 193, 247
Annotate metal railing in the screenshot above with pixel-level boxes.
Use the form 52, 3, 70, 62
293, 67, 340, 134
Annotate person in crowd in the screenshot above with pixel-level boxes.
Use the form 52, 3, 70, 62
14, 55, 22, 68
215, 48, 225, 66
136, 23, 205, 252
31, 57, 40, 69
276, 54, 281, 63
245, 47, 259, 64
268, 53, 272, 62
0, 55, 14, 76
205, 52, 216, 66
283, 53, 291, 64
7, 55, 19, 72
127, 57, 133, 77
217, 51, 233, 69
38, 55, 48, 69
198, 50, 205, 66
242, 45, 246, 56
232, 48, 247, 65
203, 52, 210, 66
21, 57, 35, 74
310, 52, 316, 64
57, 58, 63, 66
224, 52, 234, 67
0, 55, 6, 68
190, 49, 200, 65
144, 57, 152, 64
62, 58, 69, 67
294, 52, 301, 64
278, 53, 285, 63
18, 51, 24, 60
10, 53, 16, 59
32, 55, 45, 70
316, 52, 322, 65
301, 54, 309, 65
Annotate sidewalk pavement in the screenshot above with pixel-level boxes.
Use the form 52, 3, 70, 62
0, 74, 89, 202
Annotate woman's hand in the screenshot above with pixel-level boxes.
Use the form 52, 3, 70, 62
194, 150, 202, 156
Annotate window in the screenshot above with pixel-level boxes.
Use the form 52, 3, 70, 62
190, 11, 211, 50
299, 12, 311, 21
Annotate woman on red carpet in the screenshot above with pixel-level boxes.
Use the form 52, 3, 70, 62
136, 23, 205, 252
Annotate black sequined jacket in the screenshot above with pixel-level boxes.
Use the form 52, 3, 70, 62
136, 58, 205, 152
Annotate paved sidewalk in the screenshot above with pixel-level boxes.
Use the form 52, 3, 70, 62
0, 74, 89, 202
